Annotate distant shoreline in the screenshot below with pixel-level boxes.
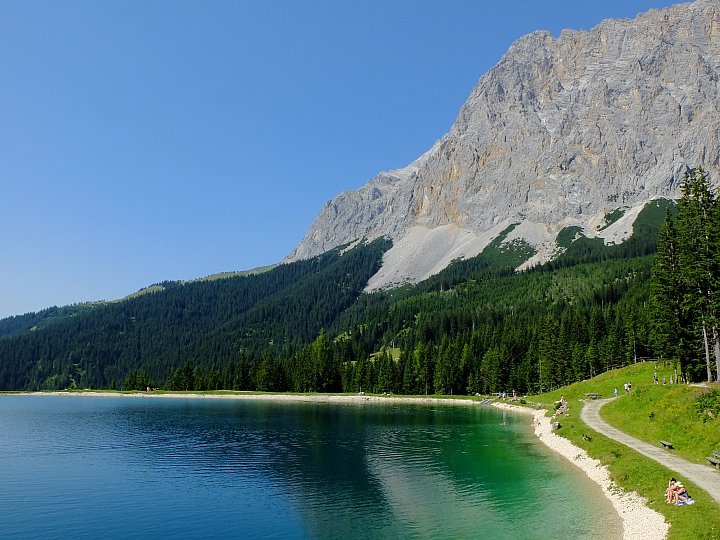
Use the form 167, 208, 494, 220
492, 402, 668, 540
4, 390, 487, 406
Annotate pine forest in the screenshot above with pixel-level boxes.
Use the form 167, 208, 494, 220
1, 169, 719, 396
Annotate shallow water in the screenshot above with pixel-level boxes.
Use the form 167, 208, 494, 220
0, 396, 621, 539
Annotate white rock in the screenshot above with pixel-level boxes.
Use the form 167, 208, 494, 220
287, 0, 720, 287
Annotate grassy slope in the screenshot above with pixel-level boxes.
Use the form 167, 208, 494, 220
190, 264, 277, 282
603, 383, 720, 464
529, 363, 720, 540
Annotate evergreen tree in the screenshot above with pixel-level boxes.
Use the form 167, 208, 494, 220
538, 315, 558, 392
650, 207, 688, 371
481, 348, 503, 394
676, 168, 720, 381
180, 359, 195, 391
164, 368, 179, 390
234, 352, 249, 391
123, 369, 138, 391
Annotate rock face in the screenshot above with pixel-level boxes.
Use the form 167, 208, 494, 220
286, 0, 720, 288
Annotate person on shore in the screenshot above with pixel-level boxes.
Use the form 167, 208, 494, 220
671, 482, 687, 504
665, 478, 677, 503
676, 486, 695, 505
654, 372, 658, 384
624, 383, 628, 393
614, 387, 618, 397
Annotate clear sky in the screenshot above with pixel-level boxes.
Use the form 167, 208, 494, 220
0, 0, 677, 319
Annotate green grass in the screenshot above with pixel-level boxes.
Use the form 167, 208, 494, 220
556, 226, 584, 248
191, 264, 277, 282
116, 285, 166, 301
603, 384, 720, 464
368, 347, 402, 360
529, 362, 720, 539
478, 223, 538, 268
599, 208, 627, 231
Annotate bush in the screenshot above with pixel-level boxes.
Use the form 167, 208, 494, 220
693, 389, 720, 421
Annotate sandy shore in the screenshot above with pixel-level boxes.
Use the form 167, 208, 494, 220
492, 401, 669, 540
14, 390, 485, 406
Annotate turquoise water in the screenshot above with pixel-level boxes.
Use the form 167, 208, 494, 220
0, 396, 620, 539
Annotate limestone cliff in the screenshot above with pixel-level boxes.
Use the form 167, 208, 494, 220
286, 0, 720, 289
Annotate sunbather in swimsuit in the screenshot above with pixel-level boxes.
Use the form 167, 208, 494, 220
665, 478, 677, 503
672, 482, 686, 504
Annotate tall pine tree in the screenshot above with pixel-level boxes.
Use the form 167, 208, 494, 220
676, 168, 720, 381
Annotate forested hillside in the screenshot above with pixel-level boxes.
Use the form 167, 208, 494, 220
0, 238, 391, 390
2, 188, 716, 396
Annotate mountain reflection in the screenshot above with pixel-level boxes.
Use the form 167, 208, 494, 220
112, 400, 516, 538
3, 397, 620, 540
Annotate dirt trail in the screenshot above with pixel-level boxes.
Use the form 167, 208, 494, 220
581, 397, 720, 505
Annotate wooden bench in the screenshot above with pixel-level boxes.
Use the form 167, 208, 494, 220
660, 440, 674, 449
707, 456, 720, 468
585, 393, 602, 399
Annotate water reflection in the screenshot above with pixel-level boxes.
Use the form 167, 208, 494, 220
0, 397, 621, 540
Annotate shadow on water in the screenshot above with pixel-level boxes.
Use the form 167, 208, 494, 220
0, 397, 621, 539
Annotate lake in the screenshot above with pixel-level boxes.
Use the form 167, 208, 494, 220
0, 395, 621, 539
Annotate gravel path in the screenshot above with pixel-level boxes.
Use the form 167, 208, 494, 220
581, 397, 720, 505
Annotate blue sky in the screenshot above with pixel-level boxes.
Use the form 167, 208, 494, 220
0, 0, 676, 318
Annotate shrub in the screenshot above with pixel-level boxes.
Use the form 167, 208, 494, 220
693, 389, 720, 421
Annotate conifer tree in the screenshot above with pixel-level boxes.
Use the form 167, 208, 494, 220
123, 369, 137, 391
180, 359, 195, 391
234, 352, 249, 391
676, 168, 719, 381
538, 315, 558, 391
650, 206, 688, 373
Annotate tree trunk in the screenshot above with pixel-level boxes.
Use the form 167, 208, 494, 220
713, 324, 720, 384
703, 322, 713, 383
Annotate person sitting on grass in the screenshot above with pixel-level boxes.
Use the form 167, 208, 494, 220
672, 482, 688, 505
676, 488, 695, 505
665, 478, 677, 503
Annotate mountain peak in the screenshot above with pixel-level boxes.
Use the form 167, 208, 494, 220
286, 0, 720, 287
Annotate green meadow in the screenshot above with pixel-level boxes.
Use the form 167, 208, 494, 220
529, 362, 720, 540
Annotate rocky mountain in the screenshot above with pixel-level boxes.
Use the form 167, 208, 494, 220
286, 0, 720, 290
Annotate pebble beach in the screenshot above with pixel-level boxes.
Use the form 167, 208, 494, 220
492, 401, 669, 540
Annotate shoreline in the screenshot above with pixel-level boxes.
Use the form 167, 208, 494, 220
491, 402, 669, 540
7, 390, 486, 406
6, 390, 669, 538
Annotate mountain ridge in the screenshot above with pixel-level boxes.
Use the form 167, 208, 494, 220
286, 0, 720, 288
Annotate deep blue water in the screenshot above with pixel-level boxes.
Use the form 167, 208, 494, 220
0, 396, 621, 539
